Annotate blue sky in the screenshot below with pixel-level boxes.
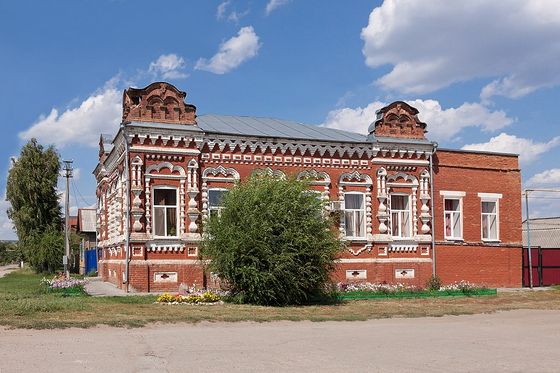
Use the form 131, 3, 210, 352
1, 0, 560, 239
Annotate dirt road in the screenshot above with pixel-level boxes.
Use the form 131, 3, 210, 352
1, 309, 559, 372
0, 264, 18, 279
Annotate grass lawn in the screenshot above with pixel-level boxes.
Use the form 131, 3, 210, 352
1, 269, 560, 329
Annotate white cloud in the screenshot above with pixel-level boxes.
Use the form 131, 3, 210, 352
227, 9, 250, 23
266, 0, 290, 15
322, 101, 385, 136
361, 0, 560, 98
19, 79, 121, 148
526, 169, 560, 186
216, 1, 249, 23
148, 54, 188, 80
195, 26, 261, 74
322, 99, 514, 142
462, 133, 560, 164
0, 198, 16, 240
217, 1, 229, 19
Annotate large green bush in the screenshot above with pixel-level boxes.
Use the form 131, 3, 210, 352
23, 229, 64, 273
0, 241, 19, 265
201, 177, 342, 306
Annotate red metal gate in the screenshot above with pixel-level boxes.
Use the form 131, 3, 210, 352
523, 246, 560, 287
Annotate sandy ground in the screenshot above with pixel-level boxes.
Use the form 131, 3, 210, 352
1, 310, 559, 373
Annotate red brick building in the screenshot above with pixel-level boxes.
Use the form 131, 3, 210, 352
94, 82, 522, 292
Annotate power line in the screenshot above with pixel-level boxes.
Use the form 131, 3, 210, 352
71, 178, 94, 207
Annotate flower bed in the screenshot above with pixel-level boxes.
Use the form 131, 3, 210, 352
41, 274, 87, 296
337, 281, 496, 300
156, 291, 223, 305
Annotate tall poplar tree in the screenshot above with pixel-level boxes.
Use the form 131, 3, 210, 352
6, 138, 62, 271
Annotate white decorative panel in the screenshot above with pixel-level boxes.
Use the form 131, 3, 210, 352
154, 272, 178, 283
346, 270, 367, 280
395, 269, 415, 279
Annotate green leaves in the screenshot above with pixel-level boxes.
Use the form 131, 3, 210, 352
201, 176, 342, 306
6, 139, 63, 273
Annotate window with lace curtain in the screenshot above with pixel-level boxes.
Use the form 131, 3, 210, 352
343, 192, 365, 239
390, 194, 411, 238
153, 187, 178, 237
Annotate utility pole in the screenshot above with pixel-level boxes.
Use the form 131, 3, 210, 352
63, 160, 73, 279
525, 190, 533, 289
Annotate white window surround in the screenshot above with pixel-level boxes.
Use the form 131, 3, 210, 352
389, 193, 412, 239
478, 193, 501, 242
343, 192, 366, 239
443, 197, 463, 240
152, 186, 179, 239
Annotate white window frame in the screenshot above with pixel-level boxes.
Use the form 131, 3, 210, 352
389, 193, 412, 239
443, 198, 463, 240
152, 186, 179, 238
478, 193, 502, 242
439, 190, 467, 241
208, 188, 229, 219
343, 192, 366, 240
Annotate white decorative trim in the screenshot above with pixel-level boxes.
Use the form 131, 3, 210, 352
147, 242, 185, 253
339, 170, 373, 187
478, 192, 502, 200
130, 146, 200, 155
297, 169, 330, 184
388, 244, 418, 253
252, 167, 286, 179
204, 136, 378, 159
348, 243, 372, 256
186, 159, 200, 234
146, 161, 186, 177
387, 172, 418, 185
337, 258, 432, 263
201, 165, 239, 222
440, 190, 466, 198
202, 165, 240, 181
371, 158, 429, 165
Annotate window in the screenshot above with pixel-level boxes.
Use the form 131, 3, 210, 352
390, 194, 411, 238
153, 188, 178, 237
444, 198, 462, 239
478, 193, 501, 241
208, 189, 228, 219
481, 201, 498, 241
344, 193, 365, 238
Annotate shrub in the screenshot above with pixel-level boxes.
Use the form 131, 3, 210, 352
201, 176, 342, 306
425, 275, 443, 291
0, 241, 20, 265
23, 229, 64, 273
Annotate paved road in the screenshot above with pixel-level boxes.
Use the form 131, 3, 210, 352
1, 309, 559, 372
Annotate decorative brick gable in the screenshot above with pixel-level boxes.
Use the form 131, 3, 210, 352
122, 82, 197, 125
371, 101, 427, 139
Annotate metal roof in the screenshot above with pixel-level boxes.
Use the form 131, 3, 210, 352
196, 115, 368, 143
522, 217, 560, 248
78, 209, 97, 233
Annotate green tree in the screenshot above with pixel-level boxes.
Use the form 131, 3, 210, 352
201, 177, 342, 306
6, 139, 62, 272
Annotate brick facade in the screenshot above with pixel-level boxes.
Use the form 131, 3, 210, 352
94, 82, 522, 292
